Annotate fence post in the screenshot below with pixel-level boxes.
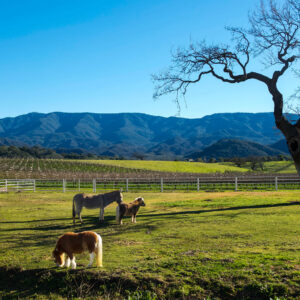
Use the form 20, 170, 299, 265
126, 179, 129, 192
5, 179, 7, 192
235, 177, 238, 191
93, 179, 96, 193
78, 179, 80, 191
161, 178, 164, 192
33, 179, 36, 192
197, 178, 200, 192
275, 176, 278, 191
63, 179, 66, 193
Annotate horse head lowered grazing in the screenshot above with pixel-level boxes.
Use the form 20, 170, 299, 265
52, 231, 102, 269
72, 190, 123, 225
116, 197, 145, 225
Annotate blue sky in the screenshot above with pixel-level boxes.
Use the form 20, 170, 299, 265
0, 0, 298, 119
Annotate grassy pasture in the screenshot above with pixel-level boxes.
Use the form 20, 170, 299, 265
88, 159, 248, 173
81, 159, 298, 174
0, 191, 300, 299
222, 161, 297, 174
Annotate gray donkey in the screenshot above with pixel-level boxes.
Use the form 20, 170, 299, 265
72, 190, 123, 224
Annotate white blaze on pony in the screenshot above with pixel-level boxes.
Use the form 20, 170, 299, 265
52, 231, 102, 269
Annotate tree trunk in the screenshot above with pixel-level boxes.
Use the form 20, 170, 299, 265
275, 117, 300, 175
271, 86, 300, 175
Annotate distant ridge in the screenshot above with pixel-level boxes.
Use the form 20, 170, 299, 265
187, 139, 288, 160
0, 112, 291, 159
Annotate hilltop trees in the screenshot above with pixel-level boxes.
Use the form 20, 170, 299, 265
153, 0, 300, 174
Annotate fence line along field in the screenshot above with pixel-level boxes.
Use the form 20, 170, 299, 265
2, 175, 300, 193
0, 191, 299, 299
0, 158, 249, 179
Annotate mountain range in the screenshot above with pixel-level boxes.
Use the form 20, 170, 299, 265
0, 112, 292, 159
189, 139, 289, 160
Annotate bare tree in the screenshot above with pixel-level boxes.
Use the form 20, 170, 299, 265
153, 0, 300, 174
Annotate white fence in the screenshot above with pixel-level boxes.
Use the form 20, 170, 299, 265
1, 176, 300, 192
0, 179, 35, 192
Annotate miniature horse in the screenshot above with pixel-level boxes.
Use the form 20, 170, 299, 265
116, 197, 145, 225
52, 231, 102, 269
72, 190, 123, 225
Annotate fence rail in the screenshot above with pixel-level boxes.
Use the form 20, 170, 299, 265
1, 176, 300, 193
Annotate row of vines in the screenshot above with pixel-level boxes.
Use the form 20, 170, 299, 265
0, 158, 159, 179
2, 158, 296, 180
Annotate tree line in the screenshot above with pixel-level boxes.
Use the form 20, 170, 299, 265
196, 155, 291, 171
0, 145, 106, 160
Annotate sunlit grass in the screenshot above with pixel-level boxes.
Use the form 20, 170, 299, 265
88, 159, 248, 173
262, 161, 297, 173
222, 160, 297, 174
0, 190, 299, 298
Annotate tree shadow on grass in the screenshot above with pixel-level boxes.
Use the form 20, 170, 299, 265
0, 266, 95, 298
0, 218, 72, 224
1, 201, 298, 249
0, 266, 146, 299
0, 218, 158, 249
0, 215, 117, 232
2, 201, 299, 233
0, 215, 125, 249
137, 201, 300, 219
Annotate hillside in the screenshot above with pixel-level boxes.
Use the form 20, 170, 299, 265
0, 112, 292, 159
188, 139, 287, 160
269, 139, 290, 154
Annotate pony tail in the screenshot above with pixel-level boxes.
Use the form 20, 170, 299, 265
116, 205, 120, 224
96, 234, 103, 267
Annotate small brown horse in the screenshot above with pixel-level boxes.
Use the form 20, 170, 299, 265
116, 197, 145, 225
52, 231, 102, 269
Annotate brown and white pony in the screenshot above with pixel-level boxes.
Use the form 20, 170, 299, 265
52, 231, 102, 269
116, 197, 145, 225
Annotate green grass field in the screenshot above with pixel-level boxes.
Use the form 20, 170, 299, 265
0, 191, 299, 299
88, 159, 249, 173
222, 161, 297, 174
256, 161, 297, 173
